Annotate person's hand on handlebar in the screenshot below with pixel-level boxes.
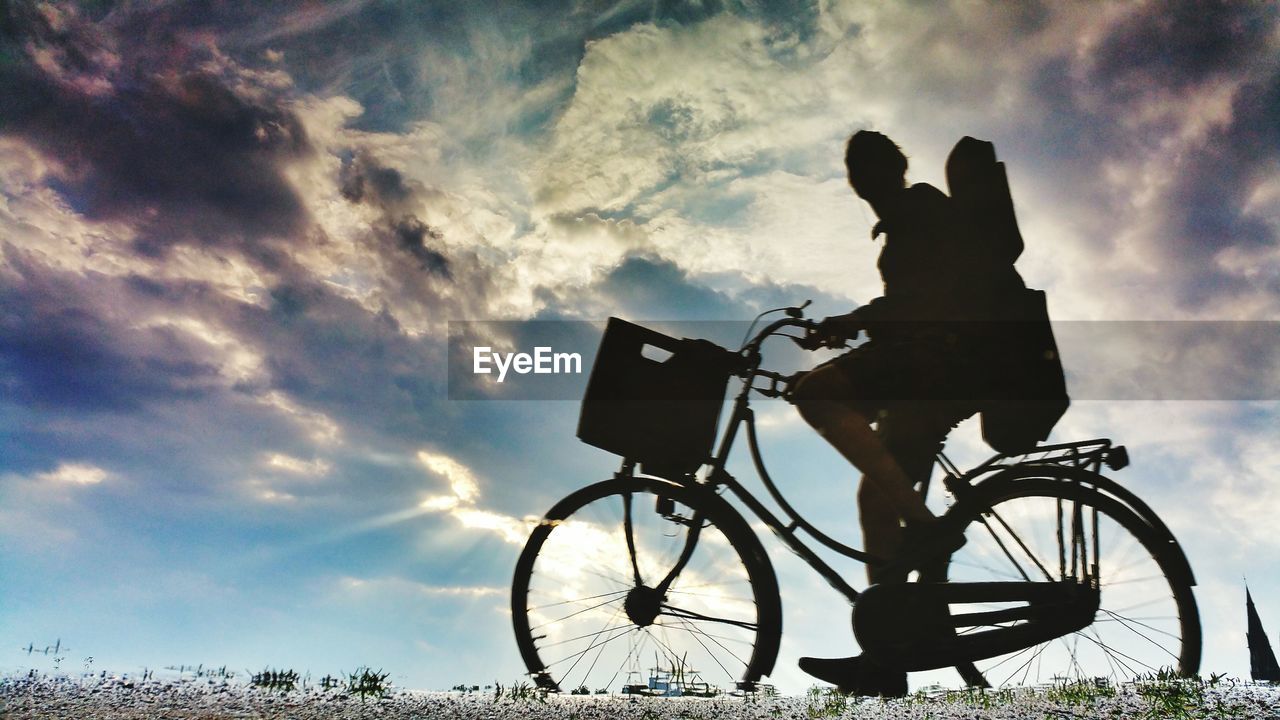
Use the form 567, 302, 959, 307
796, 312, 860, 350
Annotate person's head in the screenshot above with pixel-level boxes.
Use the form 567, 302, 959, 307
844, 130, 907, 202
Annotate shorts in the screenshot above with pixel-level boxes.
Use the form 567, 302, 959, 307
827, 338, 979, 485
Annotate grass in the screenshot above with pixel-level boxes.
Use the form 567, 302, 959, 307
783, 668, 1279, 719
493, 679, 547, 704
346, 666, 392, 702
249, 668, 299, 693
6, 650, 1279, 719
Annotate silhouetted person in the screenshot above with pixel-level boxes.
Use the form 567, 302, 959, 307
792, 130, 1018, 696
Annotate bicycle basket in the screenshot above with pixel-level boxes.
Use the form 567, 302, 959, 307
577, 318, 736, 474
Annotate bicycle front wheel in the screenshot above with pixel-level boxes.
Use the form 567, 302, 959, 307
944, 471, 1200, 687
511, 476, 781, 695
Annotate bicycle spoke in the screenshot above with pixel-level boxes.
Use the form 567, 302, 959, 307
531, 593, 626, 632
660, 603, 758, 632
666, 578, 753, 591
949, 558, 1027, 581
1099, 610, 1181, 660
666, 616, 741, 677
666, 588, 755, 603
1059, 633, 1084, 681
981, 641, 1040, 676
652, 620, 756, 646
540, 611, 630, 650
561, 604, 628, 688
1080, 625, 1159, 675
527, 589, 630, 613
544, 624, 637, 670
999, 641, 1051, 687
1092, 626, 1124, 681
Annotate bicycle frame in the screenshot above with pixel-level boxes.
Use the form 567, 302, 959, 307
617, 316, 1140, 607
704, 374, 869, 603
616, 316, 879, 605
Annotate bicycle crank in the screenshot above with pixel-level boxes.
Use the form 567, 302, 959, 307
852, 581, 1100, 671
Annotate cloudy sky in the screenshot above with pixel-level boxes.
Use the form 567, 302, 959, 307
2, 0, 1279, 693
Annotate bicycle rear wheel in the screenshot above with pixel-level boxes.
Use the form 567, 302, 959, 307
943, 470, 1200, 687
511, 476, 781, 694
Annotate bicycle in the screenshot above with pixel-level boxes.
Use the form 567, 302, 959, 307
510, 306, 1200, 695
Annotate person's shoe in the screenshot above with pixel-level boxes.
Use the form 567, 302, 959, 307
798, 655, 908, 697
889, 518, 967, 580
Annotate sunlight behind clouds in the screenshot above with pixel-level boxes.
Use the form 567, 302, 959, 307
418, 449, 481, 503
417, 449, 535, 546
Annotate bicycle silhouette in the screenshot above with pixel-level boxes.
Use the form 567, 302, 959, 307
511, 306, 1200, 694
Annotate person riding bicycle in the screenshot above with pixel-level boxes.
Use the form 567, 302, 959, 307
791, 130, 1025, 696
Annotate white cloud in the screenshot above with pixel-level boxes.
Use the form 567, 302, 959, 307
418, 449, 480, 503
262, 453, 332, 477
417, 448, 536, 546
535, 16, 845, 219
337, 575, 505, 599
35, 462, 111, 485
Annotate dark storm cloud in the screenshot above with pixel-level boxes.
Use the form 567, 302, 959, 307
597, 255, 741, 320
1083, 3, 1280, 308
1089, 2, 1274, 101
1161, 71, 1280, 307
243, 278, 442, 435
392, 218, 451, 276
0, 3, 311, 257
339, 152, 417, 206
0, 236, 452, 453
339, 152, 452, 277
0, 249, 222, 412
535, 253, 851, 325
961, 2, 1280, 312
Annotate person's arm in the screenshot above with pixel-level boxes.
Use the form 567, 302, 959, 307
816, 297, 895, 341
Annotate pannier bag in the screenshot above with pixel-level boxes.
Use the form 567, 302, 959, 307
978, 288, 1070, 455
577, 318, 737, 475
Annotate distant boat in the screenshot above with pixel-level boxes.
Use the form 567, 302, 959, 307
620, 654, 721, 697
1247, 587, 1280, 682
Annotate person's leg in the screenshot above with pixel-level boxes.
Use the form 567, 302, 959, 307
878, 402, 976, 581
791, 366, 933, 527
857, 473, 906, 584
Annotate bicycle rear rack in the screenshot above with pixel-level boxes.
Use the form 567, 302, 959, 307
939, 439, 1129, 491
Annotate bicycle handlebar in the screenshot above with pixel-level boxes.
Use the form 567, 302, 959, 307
739, 315, 851, 356
730, 311, 853, 399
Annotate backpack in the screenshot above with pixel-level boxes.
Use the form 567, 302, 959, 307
946, 136, 1023, 266
945, 137, 1070, 455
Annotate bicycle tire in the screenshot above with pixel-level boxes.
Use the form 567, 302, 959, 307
941, 469, 1200, 687
511, 476, 782, 694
